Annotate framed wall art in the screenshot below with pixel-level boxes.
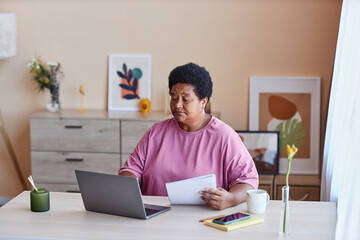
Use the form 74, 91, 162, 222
249, 76, 321, 174
108, 54, 151, 111
237, 131, 279, 174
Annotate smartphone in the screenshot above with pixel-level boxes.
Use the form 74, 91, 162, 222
212, 212, 250, 225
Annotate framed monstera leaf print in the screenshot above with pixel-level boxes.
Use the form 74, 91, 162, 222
108, 55, 151, 111
249, 76, 320, 174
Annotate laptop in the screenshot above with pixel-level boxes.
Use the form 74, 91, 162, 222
75, 170, 171, 219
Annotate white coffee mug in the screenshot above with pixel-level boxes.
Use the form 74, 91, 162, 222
246, 189, 270, 214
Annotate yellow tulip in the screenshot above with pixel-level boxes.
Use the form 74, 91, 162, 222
285, 144, 298, 188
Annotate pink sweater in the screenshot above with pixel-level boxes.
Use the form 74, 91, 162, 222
119, 117, 258, 196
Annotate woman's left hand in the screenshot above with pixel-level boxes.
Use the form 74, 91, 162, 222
199, 187, 236, 210
199, 183, 253, 210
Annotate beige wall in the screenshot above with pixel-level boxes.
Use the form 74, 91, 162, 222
0, 0, 342, 197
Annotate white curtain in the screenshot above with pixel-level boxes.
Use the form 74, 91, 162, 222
321, 0, 360, 239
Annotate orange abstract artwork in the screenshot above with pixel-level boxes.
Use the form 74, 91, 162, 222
117, 63, 142, 100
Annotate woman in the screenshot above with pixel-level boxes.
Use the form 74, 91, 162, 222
119, 63, 258, 210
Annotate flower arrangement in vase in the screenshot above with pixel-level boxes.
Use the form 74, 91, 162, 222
279, 144, 298, 237
27, 55, 64, 112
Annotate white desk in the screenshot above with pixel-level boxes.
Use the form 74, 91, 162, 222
0, 191, 336, 240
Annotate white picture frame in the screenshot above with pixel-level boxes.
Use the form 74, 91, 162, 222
108, 54, 151, 111
249, 76, 321, 174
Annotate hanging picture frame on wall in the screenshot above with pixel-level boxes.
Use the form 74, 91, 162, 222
249, 76, 321, 174
236, 131, 279, 174
108, 54, 151, 111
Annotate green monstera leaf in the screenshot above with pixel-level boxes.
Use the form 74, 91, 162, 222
276, 119, 306, 155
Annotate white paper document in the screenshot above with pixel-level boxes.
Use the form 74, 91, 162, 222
165, 174, 217, 205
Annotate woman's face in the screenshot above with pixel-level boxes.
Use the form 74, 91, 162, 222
170, 83, 207, 127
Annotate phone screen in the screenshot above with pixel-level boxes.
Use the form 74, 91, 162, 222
212, 212, 250, 225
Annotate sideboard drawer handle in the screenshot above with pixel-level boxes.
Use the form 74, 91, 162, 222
64, 125, 83, 129
67, 190, 80, 193
65, 158, 84, 162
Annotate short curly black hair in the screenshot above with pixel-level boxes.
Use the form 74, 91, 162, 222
168, 62, 213, 102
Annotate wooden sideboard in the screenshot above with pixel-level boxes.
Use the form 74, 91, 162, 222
258, 174, 321, 200
274, 174, 321, 201
30, 109, 174, 192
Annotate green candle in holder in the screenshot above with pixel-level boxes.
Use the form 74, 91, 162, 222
28, 175, 50, 212
30, 188, 49, 212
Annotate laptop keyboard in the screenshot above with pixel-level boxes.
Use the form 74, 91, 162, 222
145, 208, 159, 216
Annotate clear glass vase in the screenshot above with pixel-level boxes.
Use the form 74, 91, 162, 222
46, 89, 60, 112
279, 186, 290, 237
